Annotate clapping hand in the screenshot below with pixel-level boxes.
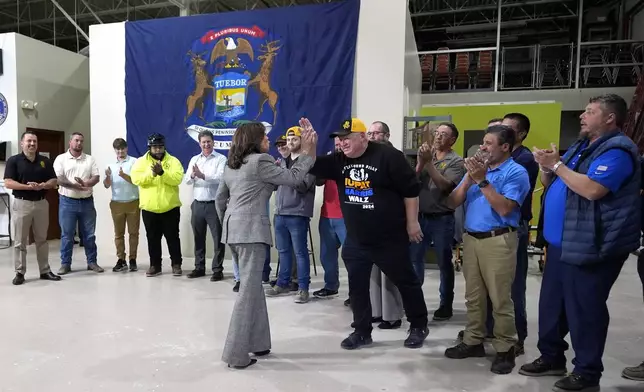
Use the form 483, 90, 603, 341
464, 156, 488, 183
74, 177, 86, 187
191, 164, 203, 180
532, 143, 560, 171
26, 182, 43, 191
417, 142, 433, 163
152, 162, 163, 176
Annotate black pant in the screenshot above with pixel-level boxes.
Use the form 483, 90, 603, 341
342, 239, 428, 335
142, 207, 182, 268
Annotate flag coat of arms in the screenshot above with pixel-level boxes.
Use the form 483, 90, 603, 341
125, 0, 360, 168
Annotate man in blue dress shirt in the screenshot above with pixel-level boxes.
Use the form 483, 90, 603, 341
520, 94, 640, 392
103, 138, 140, 272
444, 125, 530, 375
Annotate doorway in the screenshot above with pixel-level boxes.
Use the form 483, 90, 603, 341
27, 128, 65, 241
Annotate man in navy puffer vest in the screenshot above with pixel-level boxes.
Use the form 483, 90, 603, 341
520, 94, 641, 392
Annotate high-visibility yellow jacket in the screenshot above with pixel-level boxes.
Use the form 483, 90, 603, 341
131, 152, 183, 213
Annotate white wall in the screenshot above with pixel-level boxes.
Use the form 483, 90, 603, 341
403, 7, 422, 118
353, 0, 409, 149
90, 22, 225, 261
0, 34, 90, 245
15, 34, 90, 151
0, 34, 18, 153
421, 87, 636, 111
0, 33, 18, 243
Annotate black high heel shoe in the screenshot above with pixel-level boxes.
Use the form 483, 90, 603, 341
228, 359, 257, 369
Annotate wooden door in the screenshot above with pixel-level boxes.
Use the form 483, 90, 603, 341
27, 128, 65, 241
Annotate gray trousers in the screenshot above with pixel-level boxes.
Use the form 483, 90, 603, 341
222, 243, 272, 367
191, 200, 224, 272
370, 266, 404, 322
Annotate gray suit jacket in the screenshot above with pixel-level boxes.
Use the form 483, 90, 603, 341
215, 153, 315, 245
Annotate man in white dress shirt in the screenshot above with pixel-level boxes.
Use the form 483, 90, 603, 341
185, 130, 227, 281
103, 138, 140, 273
53, 132, 103, 275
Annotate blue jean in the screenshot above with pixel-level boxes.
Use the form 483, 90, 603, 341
59, 195, 98, 265
232, 244, 271, 282
486, 221, 529, 341
318, 217, 347, 291
409, 213, 455, 307
275, 215, 311, 291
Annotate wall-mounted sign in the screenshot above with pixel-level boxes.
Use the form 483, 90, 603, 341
0, 93, 7, 127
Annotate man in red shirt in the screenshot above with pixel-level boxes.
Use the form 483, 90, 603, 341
313, 137, 347, 299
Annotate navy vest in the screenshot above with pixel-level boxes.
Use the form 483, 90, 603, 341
557, 131, 641, 265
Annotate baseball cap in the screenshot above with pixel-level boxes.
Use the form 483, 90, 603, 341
330, 118, 367, 138
147, 133, 165, 147
285, 126, 302, 137
274, 135, 287, 146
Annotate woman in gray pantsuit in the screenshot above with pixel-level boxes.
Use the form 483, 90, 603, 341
215, 121, 317, 369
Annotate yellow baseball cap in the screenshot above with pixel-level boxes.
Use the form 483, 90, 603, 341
274, 135, 287, 146
330, 118, 367, 138
285, 126, 302, 137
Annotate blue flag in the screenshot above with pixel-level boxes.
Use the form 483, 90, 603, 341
125, 0, 359, 168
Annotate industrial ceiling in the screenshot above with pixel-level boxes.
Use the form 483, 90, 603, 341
0, 0, 622, 54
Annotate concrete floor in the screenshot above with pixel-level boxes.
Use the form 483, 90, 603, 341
0, 241, 642, 392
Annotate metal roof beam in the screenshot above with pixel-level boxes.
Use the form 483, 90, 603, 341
412, 0, 577, 18
49, 0, 90, 41
0, 1, 185, 30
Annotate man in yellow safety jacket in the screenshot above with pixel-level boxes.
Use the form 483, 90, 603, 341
131, 133, 184, 277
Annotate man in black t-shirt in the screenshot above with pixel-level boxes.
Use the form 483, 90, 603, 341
3, 131, 61, 285
306, 117, 429, 350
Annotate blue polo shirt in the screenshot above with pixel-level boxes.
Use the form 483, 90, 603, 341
107, 156, 139, 202
543, 141, 634, 247
463, 158, 530, 232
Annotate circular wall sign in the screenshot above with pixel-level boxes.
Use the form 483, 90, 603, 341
0, 93, 8, 127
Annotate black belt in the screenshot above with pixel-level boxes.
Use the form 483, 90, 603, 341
14, 195, 46, 201
420, 211, 453, 219
195, 200, 215, 204
466, 227, 516, 240
62, 195, 93, 200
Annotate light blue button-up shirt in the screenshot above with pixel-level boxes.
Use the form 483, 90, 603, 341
462, 157, 530, 233
107, 156, 139, 202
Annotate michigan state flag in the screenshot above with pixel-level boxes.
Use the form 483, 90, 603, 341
124, 0, 359, 167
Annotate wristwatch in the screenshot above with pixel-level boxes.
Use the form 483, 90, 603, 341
478, 179, 490, 188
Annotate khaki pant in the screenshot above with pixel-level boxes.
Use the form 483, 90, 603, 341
109, 200, 140, 261
13, 198, 51, 275
462, 231, 518, 352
